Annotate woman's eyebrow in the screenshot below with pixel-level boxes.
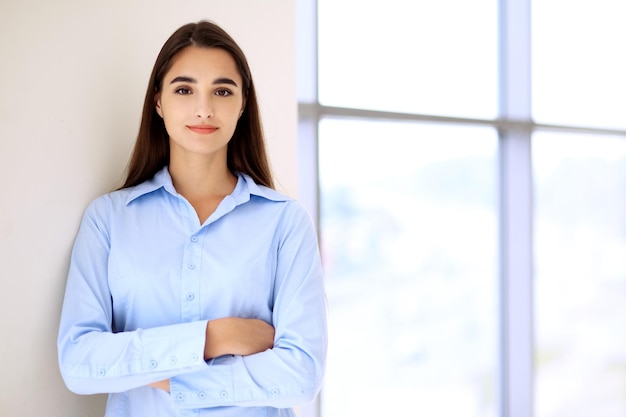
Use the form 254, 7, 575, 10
170, 76, 196, 84
169, 76, 238, 87
213, 77, 238, 87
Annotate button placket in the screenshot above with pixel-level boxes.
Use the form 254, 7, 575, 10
180, 231, 202, 321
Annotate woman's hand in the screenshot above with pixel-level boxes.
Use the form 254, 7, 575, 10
205, 317, 275, 359
148, 379, 170, 392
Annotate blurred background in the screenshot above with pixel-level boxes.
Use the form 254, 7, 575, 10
297, 0, 626, 416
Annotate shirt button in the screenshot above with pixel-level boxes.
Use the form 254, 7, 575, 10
176, 393, 185, 402
191, 236, 198, 242
271, 388, 280, 397
188, 263, 195, 270
198, 391, 207, 399
97, 368, 106, 377
186, 293, 195, 301
191, 353, 199, 362
220, 391, 229, 399
169, 356, 178, 365
149, 360, 158, 369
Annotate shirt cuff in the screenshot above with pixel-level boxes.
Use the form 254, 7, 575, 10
140, 320, 208, 374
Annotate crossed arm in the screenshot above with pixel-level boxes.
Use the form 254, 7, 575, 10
148, 317, 274, 391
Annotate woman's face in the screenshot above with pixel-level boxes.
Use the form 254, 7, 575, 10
156, 46, 245, 162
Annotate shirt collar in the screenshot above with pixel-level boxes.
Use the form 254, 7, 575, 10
125, 166, 289, 205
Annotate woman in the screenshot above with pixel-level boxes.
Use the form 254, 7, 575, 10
57, 21, 327, 417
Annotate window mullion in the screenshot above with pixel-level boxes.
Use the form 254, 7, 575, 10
498, 0, 534, 416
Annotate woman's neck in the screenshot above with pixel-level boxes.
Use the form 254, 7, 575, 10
168, 155, 237, 223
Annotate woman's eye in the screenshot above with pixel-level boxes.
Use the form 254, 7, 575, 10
174, 87, 192, 95
215, 89, 232, 97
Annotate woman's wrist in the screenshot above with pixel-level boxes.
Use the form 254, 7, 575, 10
204, 319, 223, 360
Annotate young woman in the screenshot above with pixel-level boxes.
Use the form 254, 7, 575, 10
57, 21, 327, 417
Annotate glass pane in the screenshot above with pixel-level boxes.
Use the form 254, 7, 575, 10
533, 132, 626, 417
317, 0, 498, 119
532, 0, 626, 129
319, 118, 499, 417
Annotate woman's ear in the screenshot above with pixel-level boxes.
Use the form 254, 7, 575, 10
239, 98, 246, 119
155, 93, 163, 118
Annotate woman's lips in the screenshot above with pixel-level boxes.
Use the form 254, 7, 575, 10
187, 125, 218, 134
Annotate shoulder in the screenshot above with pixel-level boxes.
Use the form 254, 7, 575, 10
80, 188, 133, 226
237, 173, 315, 228
239, 173, 292, 203
84, 168, 170, 217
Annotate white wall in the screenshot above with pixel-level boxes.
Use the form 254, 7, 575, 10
0, 1, 296, 416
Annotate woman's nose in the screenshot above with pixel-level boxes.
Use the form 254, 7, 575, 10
195, 95, 214, 118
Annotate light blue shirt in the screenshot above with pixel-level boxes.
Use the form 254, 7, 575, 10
57, 167, 327, 417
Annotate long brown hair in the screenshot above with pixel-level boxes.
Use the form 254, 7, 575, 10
120, 21, 274, 189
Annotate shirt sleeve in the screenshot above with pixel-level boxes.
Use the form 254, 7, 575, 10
168, 201, 328, 409
57, 197, 210, 394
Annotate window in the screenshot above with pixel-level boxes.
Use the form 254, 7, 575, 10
297, 1, 626, 416
532, 0, 626, 130
317, 0, 498, 119
533, 132, 626, 416
319, 119, 498, 416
